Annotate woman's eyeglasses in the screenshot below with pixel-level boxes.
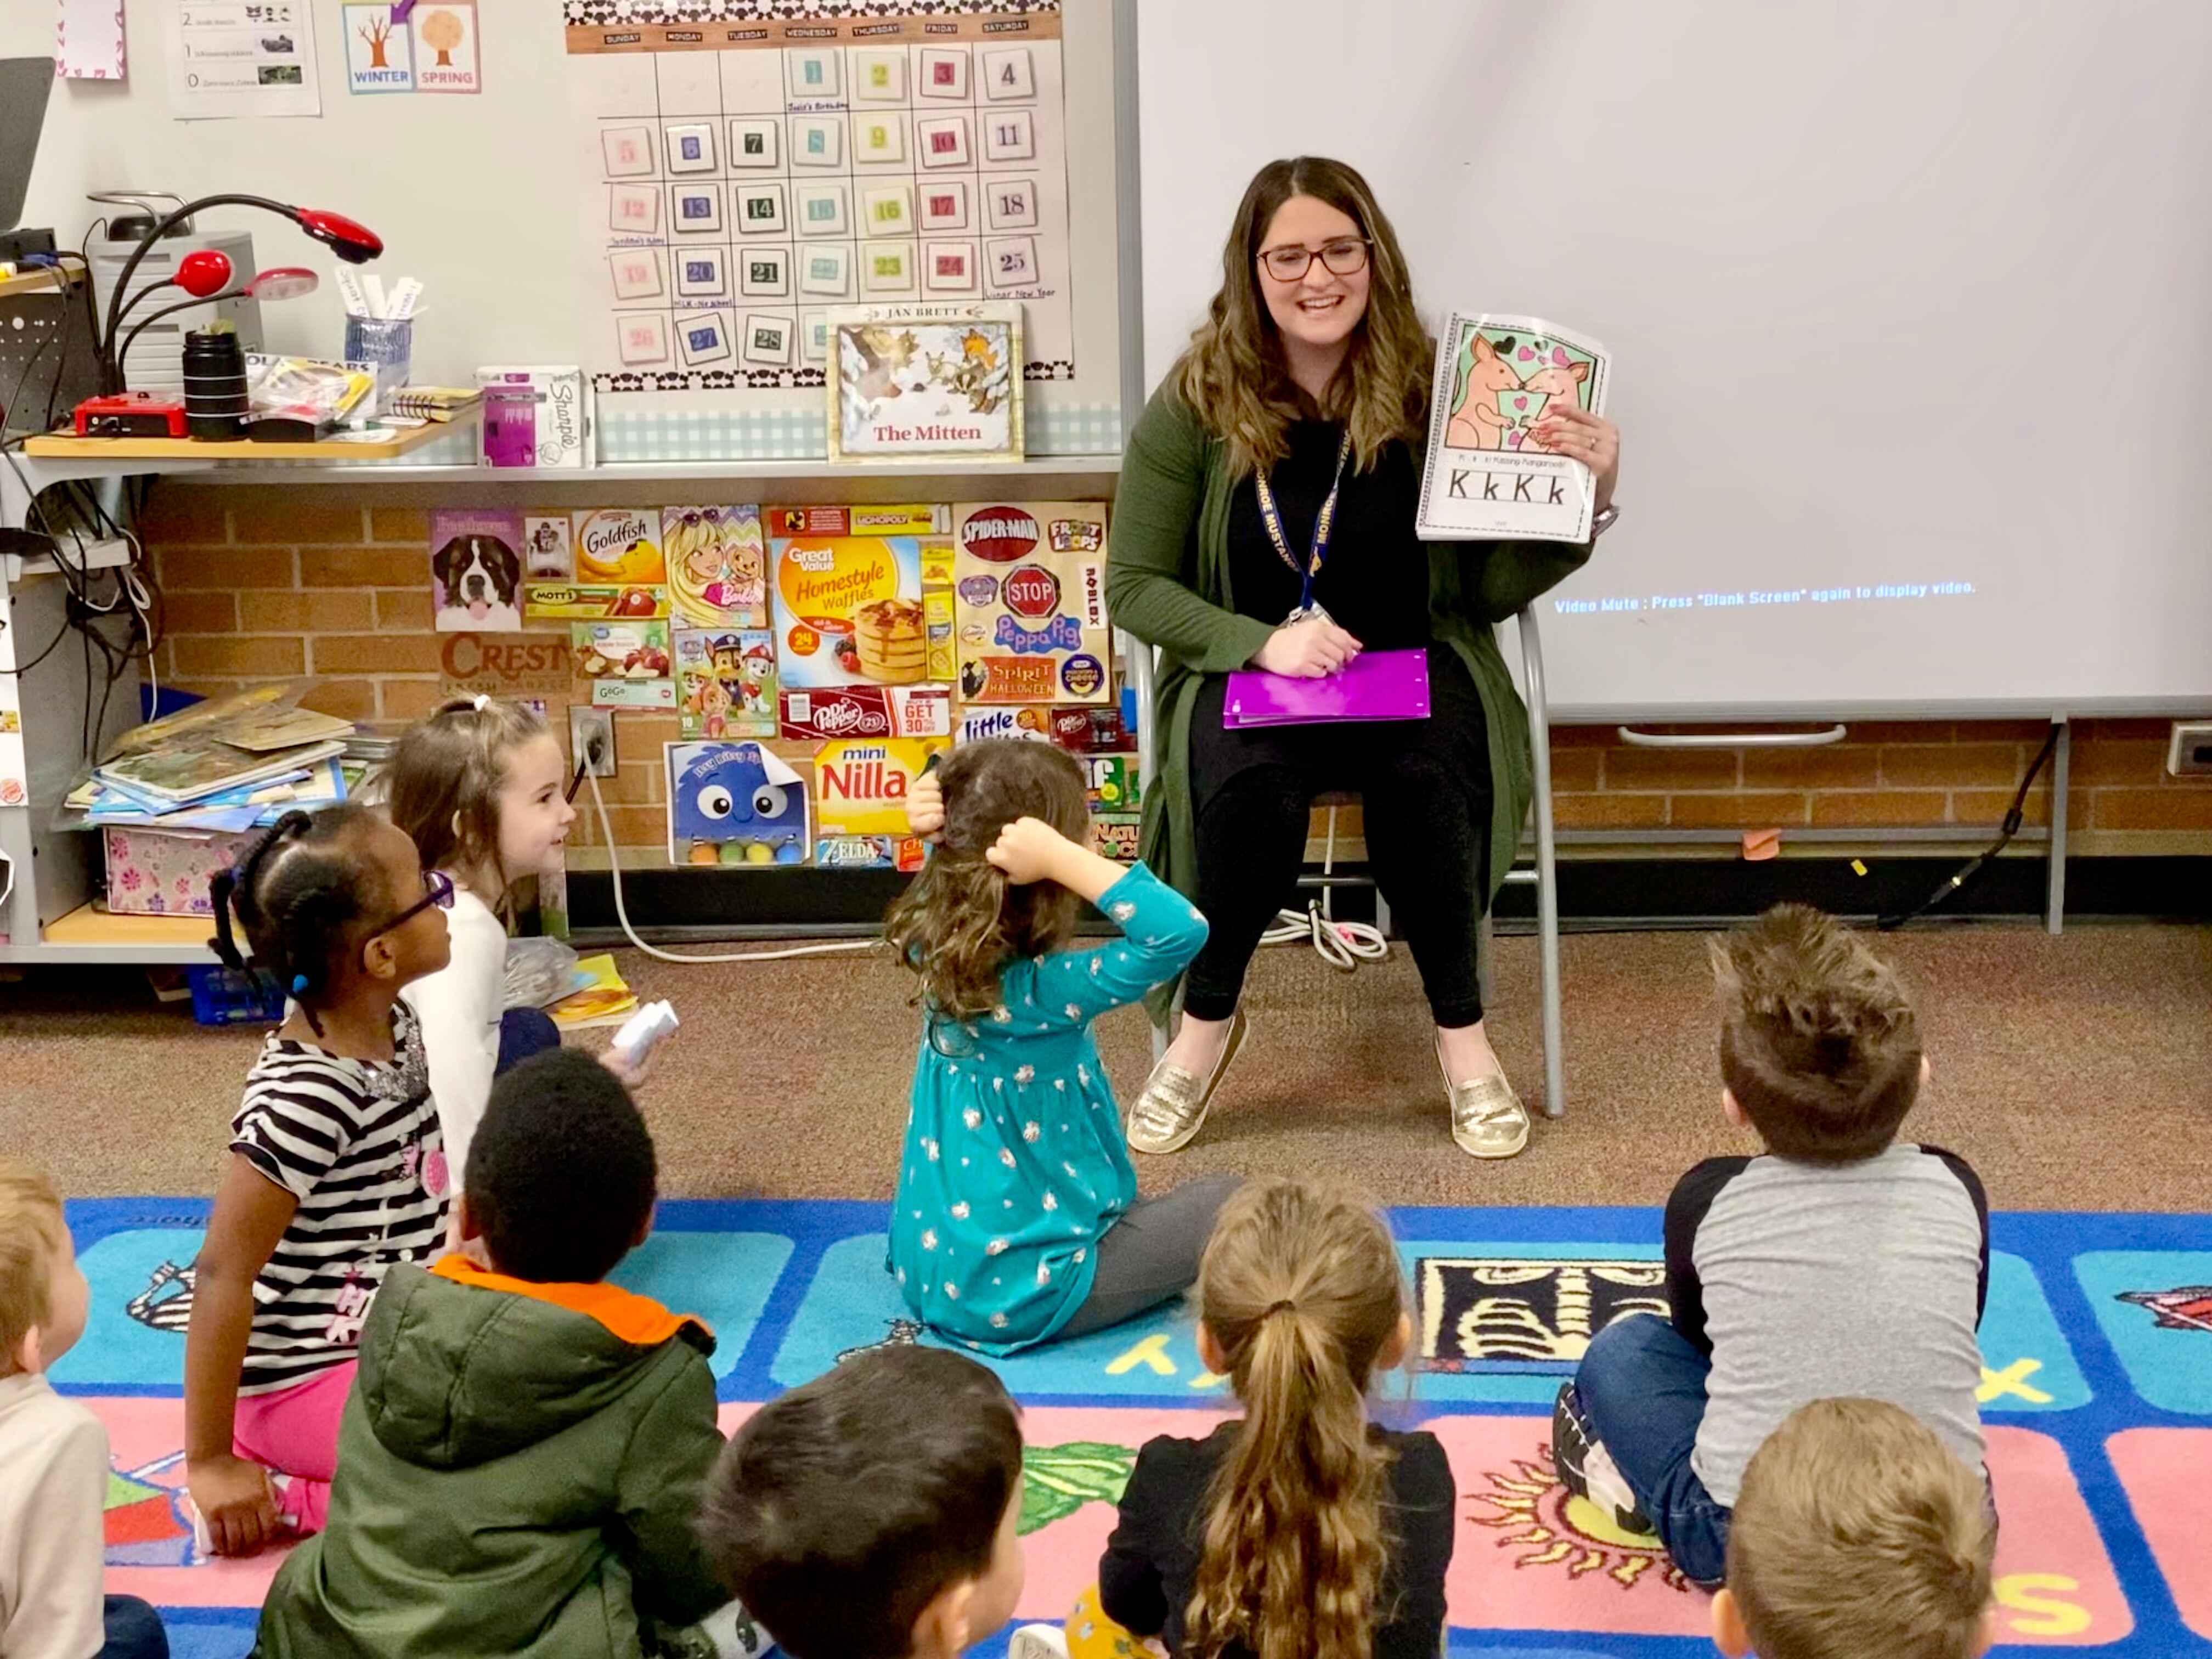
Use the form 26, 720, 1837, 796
366, 868, 456, 944
1257, 237, 1370, 283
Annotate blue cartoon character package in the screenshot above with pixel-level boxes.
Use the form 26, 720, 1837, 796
665, 741, 810, 867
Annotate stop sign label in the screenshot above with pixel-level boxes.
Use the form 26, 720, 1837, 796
1002, 564, 1061, 618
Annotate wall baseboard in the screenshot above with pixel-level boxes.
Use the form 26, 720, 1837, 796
563, 855, 2210, 944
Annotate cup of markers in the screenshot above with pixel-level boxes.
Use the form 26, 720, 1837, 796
337, 268, 421, 399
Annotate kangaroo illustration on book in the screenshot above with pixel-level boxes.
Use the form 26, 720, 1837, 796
1446, 332, 1524, 452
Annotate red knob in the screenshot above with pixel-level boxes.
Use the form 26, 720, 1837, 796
175, 249, 235, 298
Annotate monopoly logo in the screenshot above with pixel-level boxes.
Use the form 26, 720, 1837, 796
961, 506, 1039, 563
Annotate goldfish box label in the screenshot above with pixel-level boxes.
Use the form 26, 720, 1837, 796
952, 501, 1111, 705
574, 507, 668, 585
814, 737, 949, 837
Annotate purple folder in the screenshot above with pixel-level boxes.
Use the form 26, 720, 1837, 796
1224, 647, 1432, 727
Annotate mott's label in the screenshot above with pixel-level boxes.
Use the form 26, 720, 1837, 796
524, 582, 668, 620
766, 503, 949, 537
573, 509, 667, 584
813, 738, 948, 836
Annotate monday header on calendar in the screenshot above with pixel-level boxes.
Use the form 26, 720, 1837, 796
1416, 313, 1613, 545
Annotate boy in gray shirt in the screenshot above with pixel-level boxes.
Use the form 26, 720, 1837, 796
1552, 905, 1988, 1588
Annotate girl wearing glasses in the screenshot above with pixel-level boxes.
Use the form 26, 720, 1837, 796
188, 805, 457, 1555
1108, 156, 1622, 1161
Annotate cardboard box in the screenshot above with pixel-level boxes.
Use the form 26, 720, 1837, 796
104, 825, 256, 917
771, 533, 938, 690
951, 501, 1111, 705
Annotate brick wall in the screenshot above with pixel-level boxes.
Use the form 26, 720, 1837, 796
139, 486, 2212, 863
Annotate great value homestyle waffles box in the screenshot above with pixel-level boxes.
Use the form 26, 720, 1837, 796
951, 501, 1110, 705
771, 532, 944, 691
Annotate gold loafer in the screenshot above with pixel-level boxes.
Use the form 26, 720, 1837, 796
1126, 1009, 1248, 1155
1436, 1039, 1531, 1159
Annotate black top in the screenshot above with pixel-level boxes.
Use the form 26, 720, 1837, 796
1098, 1421, 1456, 1658
1224, 420, 1433, 651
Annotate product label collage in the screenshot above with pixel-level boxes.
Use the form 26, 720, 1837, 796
566, 3, 1074, 401
425, 498, 1135, 872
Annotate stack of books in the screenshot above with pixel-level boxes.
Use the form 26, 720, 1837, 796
72, 687, 354, 834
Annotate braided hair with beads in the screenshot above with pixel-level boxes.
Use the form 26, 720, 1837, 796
206, 803, 390, 1038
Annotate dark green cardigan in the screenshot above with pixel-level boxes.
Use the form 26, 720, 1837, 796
1105, 386, 1593, 1009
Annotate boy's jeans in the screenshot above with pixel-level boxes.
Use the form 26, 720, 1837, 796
1572, 1313, 1731, 1587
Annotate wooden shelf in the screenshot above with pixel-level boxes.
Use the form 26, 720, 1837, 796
0, 904, 216, 966
0, 268, 86, 298
21, 412, 475, 462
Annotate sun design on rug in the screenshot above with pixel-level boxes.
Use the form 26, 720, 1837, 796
1466, 1446, 1691, 1592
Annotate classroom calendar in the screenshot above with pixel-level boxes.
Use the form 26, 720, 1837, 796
565, 1, 1074, 417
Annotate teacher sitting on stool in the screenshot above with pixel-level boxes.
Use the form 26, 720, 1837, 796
1107, 155, 1620, 1160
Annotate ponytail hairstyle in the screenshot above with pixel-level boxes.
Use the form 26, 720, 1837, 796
383, 697, 552, 910
207, 803, 391, 1037
1185, 1178, 1408, 1659
881, 738, 1090, 1025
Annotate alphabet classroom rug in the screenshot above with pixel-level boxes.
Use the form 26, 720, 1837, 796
57, 1198, 2212, 1657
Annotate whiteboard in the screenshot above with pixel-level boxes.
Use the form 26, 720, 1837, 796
1137, 0, 2212, 718
11, 0, 1127, 460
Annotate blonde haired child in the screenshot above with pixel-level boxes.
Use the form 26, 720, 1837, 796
0, 1159, 168, 1657
1716, 1397, 1996, 1659
1049, 1178, 1453, 1659
386, 697, 638, 1193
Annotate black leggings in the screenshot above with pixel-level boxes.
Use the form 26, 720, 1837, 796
1183, 643, 1492, 1029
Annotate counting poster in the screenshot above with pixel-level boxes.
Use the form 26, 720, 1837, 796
566, 1, 1076, 454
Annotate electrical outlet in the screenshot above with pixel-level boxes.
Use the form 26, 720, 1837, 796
2169, 721, 2212, 777
569, 706, 618, 777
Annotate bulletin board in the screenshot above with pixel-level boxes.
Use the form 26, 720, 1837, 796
571, 5, 1077, 421
14, 0, 1127, 462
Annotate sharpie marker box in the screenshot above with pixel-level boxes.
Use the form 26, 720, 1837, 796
476, 365, 591, 469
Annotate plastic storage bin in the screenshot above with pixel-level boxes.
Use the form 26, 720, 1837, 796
188, 963, 287, 1027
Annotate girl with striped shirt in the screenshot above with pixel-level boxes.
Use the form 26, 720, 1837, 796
184, 805, 456, 1555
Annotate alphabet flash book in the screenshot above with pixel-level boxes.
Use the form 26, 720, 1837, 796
1417, 313, 1612, 544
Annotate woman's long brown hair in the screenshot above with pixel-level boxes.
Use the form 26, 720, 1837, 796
1185, 1178, 1407, 1659
882, 740, 1091, 1024
1174, 155, 1432, 478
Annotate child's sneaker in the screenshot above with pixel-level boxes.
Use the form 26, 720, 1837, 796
1007, 1626, 1070, 1659
1551, 1380, 1656, 1536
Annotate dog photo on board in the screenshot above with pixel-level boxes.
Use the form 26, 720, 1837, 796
430, 509, 527, 633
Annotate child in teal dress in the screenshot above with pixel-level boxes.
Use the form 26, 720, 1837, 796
888, 741, 1239, 1355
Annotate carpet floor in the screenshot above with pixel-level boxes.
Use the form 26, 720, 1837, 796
6, 923, 2208, 1211
56, 1192, 2212, 1657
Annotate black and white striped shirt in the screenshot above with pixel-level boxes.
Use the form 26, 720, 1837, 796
229, 1002, 450, 1396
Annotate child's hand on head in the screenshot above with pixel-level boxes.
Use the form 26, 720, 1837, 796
906, 768, 946, 843
984, 816, 1072, 886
